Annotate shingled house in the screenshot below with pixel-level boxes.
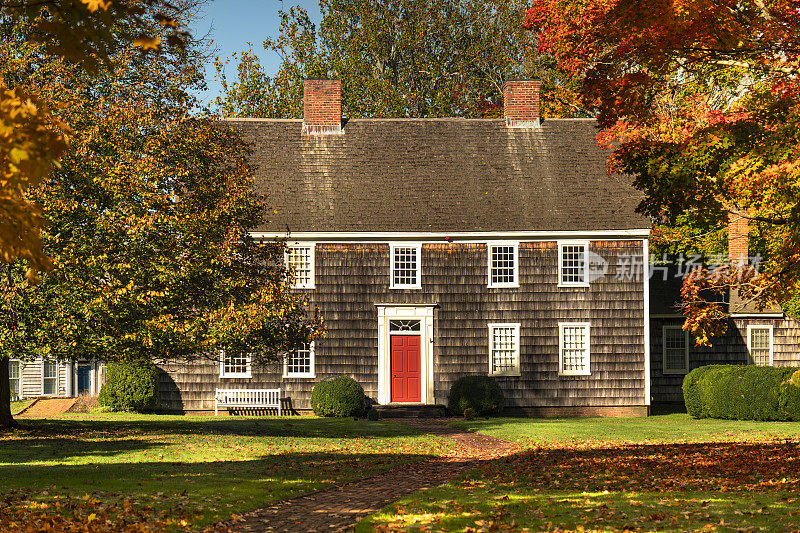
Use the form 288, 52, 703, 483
157, 79, 656, 416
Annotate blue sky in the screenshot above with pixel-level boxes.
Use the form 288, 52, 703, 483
189, 0, 322, 106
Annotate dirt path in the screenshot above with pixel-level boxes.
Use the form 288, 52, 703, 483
16, 398, 77, 418
224, 418, 520, 533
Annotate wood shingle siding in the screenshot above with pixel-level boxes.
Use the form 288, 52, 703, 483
159, 240, 647, 413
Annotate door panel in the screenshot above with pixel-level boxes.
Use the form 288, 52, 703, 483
390, 335, 421, 402
77, 366, 91, 394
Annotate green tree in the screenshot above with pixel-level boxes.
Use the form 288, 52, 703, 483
525, 0, 800, 344
0, 8, 320, 428
214, 0, 584, 119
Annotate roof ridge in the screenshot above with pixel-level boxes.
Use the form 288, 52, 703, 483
221, 116, 597, 122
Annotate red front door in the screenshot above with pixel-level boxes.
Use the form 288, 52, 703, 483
391, 335, 421, 402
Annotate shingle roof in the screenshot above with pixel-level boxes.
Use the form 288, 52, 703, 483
227, 118, 650, 233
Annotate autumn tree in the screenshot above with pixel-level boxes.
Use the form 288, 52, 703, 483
214, 0, 584, 119
525, 0, 800, 344
0, 0, 187, 277
0, 7, 320, 428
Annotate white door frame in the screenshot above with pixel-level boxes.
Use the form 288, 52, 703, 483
376, 304, 436, 405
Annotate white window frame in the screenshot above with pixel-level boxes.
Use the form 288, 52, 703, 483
283, 341, 316, 378
285, 243, 316, 289
558, 322, 591, 376
219, 350, 252, 379
9, 359, 21, 399
42, 360, 58, 396
390, 243, 422, 289
662, 325, 690, 374
746, 324, 774, 366
487, 242, 519, 288
557, 240, 590, 287
488, 323, 521, 377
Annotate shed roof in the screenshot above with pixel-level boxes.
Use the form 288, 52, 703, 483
227, 118, 650, 234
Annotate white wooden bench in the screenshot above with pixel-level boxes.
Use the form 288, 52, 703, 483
214, 388, 282, 416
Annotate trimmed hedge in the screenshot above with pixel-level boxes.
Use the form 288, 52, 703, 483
683, 365, 800, 421
448, 375, 504, 416
311, 376, 365, 417
98, 361, 159, 413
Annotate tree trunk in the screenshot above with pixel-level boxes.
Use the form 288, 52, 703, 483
0, 356, 18, 428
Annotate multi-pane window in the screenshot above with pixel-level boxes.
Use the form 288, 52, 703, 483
390, 244, 421, 289
558, 241, 588, 286
220, 351, 252, 378
747, 325, 773, 366
286, 244, 315, 289
285, 342, 315, 378
43, 361, 58, 395
488, 243, 519, 288
9, 360, 20, 399
488, 323, 520, 376
663, 326, 689, 374
559, 323, 591, 376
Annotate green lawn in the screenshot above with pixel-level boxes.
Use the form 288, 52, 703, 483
10, 399, 34, 415
0, 413, 450, 531
359, 415, 800, 532
451, 413, 800, 445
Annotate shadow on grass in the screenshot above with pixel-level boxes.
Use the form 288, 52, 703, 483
6, 415, 421, 440
0, 437, 161, 464
0, 450, 441, 528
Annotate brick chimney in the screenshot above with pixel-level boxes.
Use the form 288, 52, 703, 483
503, 79, 542, 128
728, 212, 749, 264
302, 79, 343, 135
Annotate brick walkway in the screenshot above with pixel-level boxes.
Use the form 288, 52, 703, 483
16, 398, 77, 418
223, 418, 520, 533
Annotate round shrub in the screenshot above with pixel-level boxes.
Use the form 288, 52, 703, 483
98, 360, 159, 413
448, 375, 504, 416
311, 376, 365, 417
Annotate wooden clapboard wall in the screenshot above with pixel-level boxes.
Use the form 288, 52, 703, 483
158, 239, 647, 412
650, 315, 800, 404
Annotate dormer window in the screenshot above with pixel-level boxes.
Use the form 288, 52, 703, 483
558, 241, 589, 287
488, 242, 519, 288
390, 243, 422, 289
286, 244, 315, 289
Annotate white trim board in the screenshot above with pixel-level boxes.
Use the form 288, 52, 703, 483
642, 238, 651, 406
251, 229, 651, 242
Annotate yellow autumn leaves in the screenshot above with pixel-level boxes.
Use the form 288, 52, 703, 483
0, 83, 69, 280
